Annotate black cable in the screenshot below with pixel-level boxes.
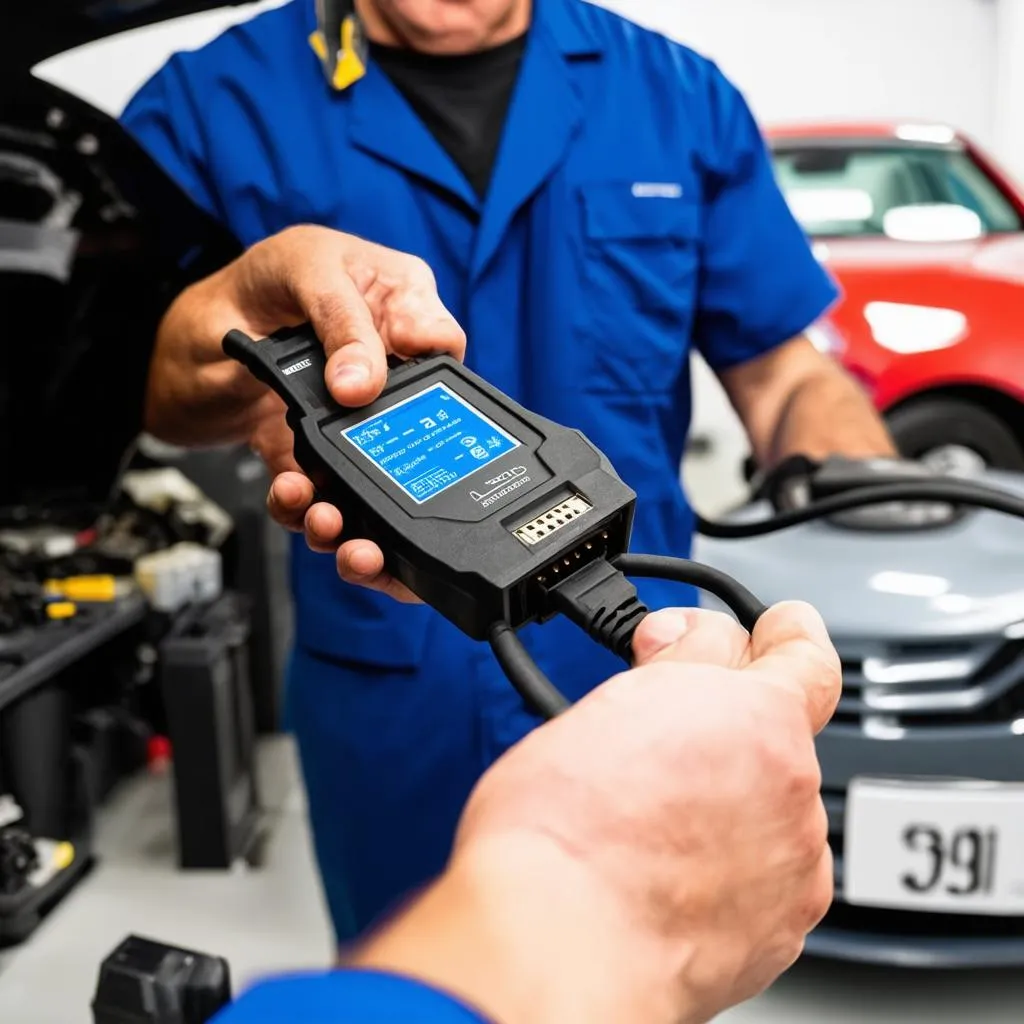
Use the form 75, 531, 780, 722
488, 622, 571, 720
614, 553, 768, 632
491, 554, 774, 720
696, 480, 1024, 540
490, 476, 1024, 722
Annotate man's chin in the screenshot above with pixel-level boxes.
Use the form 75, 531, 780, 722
362, 0, 530, 54
402, 18, 511, 55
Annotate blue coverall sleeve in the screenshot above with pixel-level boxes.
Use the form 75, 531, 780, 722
210, 969, 495, 1023
694, 69, 840, 372
120, 56, 223, 222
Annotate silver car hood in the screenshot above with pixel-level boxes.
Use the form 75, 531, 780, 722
693, 470, 1024, 641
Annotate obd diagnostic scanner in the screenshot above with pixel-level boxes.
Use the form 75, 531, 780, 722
224, 325, 768, 718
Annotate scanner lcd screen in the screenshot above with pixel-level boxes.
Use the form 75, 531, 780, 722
342, 383, 521, 504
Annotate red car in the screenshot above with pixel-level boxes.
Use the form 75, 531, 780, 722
767, 123, 1024, 474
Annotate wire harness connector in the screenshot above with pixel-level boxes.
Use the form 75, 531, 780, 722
547, 557, 649, 663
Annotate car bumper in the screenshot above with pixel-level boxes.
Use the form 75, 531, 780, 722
812, 722, 1024, 967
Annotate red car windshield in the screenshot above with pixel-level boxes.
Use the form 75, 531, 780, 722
771, 142, 1023, 240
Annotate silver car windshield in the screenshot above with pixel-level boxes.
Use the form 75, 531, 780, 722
772, 141, 1024, 241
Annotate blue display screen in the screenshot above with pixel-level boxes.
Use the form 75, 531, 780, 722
342, 384, 521, 504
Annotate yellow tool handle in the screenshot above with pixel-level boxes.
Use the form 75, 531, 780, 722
44, 575, 118, 602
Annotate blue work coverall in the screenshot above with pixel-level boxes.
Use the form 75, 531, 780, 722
123, 0, 837, 943
212, 971, 492, 1023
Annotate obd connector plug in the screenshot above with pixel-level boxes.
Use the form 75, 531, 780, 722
225, 325, 768, 718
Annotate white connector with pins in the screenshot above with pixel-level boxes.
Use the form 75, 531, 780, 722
134, 543, 222, 613
514, 495, 593, 546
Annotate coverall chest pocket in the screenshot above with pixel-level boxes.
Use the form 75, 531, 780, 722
573, 181, 701, 395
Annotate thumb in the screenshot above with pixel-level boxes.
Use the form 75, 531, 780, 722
632, 608, 752, 669
238, 227, 391, 409
747, 601, 842, 735
298, 267, 389, 408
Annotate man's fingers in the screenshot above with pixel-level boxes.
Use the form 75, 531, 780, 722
384, 290, 467, 362
632, 608, 752, 669
267, 472, 316, 532
748, 601, 842, 734
344, 246, 467, 363
261, 228, 467, 407
337, 541, 423, 604
248, 394, 301, 477
268, 475, 346, 557
304, 502, 344, 554
294, 264, 389, 408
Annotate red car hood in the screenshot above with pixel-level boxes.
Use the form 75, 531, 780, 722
820, 234, 1024, 287
819, 235, 1024, 407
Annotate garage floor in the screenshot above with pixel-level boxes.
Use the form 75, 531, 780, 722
2, 441, 1024, 1022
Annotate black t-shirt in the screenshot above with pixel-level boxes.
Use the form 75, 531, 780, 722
369, 33, 528, 199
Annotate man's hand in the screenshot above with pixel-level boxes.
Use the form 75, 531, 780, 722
148, 225, 466, 602
352, 602, 841, 1024
719, 335, 897, 468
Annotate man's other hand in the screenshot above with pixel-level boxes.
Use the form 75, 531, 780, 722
355, 601, 842, 1024
253, 228, 465, 603
150, 225, 465, 603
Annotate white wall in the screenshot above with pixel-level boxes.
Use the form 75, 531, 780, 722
598, 0, 999, 147
33, 0, 289, 116
995, 0, 1024, 182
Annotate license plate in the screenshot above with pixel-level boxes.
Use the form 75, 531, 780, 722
844, 777, 1024, 916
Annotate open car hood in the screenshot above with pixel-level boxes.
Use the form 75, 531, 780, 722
0, 63, 242, 520
1, 2, 260, 72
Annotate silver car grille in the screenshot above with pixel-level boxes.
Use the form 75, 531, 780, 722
833, 637, 1024, 728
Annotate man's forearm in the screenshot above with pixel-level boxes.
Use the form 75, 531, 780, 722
719, 337, 897, 468
349, 837, 689, 1024
144, 267, 269, 446
765, 364, 897, 465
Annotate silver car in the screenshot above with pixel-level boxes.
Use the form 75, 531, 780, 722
696, 471, 1024, 967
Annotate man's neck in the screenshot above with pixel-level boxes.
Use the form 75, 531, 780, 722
355, 0, 532, 55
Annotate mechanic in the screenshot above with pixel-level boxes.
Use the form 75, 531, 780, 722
122, 0, 896, 943
211, 601, 840, 1024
